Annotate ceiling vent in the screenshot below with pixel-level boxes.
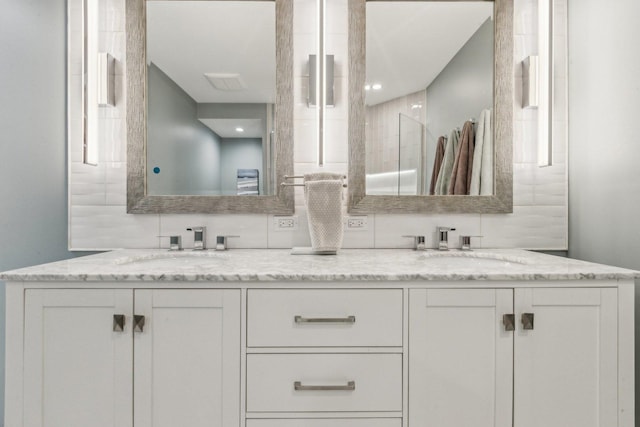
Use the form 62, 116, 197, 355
204, 73, 248, 91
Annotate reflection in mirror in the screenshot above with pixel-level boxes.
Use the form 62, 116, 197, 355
365, 2, 494, 196
126, 0, 293, 214
347, 0, 512, 214
146, 1, 276, 196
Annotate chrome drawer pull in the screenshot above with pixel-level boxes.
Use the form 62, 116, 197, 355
294, 315, 356, 324
294, 381, 356, 391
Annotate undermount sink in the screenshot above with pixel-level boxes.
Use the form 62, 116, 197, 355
415, 250, 530, 268
115, 250, 228, 266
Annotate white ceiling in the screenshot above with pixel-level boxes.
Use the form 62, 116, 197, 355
146, 1, 491, 108
366, 2, 493, 106
199, 118, 264, 138
146, 1, 276, 104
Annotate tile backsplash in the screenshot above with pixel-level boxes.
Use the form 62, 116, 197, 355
69, 0, 567, 251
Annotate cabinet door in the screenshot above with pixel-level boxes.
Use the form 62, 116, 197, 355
514, 288, 618, 427
134, 289, 241, 427
409, 289, 513, 427
23, 289, 133, 427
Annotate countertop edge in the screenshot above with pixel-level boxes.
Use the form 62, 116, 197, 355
2, 273, 639, 282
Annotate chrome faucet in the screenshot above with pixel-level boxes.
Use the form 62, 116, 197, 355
437, 226, 456, 251
186, 226, 207, 250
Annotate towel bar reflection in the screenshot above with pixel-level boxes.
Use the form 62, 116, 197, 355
281, 182, 347, 187
284, 175, 347, 180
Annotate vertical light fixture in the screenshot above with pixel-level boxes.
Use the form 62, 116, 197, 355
537, 0, 553, 167
316, 0, 327, 166
97, 53, 116, 107
83, 0, 99, 165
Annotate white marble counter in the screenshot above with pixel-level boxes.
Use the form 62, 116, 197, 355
0, 249, 638, 282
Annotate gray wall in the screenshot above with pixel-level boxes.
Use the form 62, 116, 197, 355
425, 18, 494, 188
566, 0, 640, 422
220, 138, 264, 195
0, 0, 94, 422
197, 103, 268, 121
147, 63, 222, 196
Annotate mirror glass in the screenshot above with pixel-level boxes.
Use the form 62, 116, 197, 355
348, 0, 512, 213
127, 0, 293, 214
365, 1, 494, 196
145, 1, 276, 196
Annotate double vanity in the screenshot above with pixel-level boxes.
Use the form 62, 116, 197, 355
28, 0, 624, 424
2, 249, 636, 427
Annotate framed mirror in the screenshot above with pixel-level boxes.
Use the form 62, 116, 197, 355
126, 0, 293, 214
348, 0, 513, 213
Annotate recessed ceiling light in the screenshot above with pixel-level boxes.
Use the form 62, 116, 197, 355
364, 84, 371, 91
411, 103, 423, 109
372, 83, 382, 90
235, 127, 244, 133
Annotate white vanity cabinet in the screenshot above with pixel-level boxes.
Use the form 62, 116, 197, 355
3, 248, 635, 427
409, 286, 621, 427
17, 287, 240, 427
245, 288, 404, 425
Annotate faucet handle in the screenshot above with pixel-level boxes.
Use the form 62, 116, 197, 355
402, 235, 426, 250
216, 235, 239, 251
438, 226, 456, 232
158, 235, 183, 251
460, 235, 483, 251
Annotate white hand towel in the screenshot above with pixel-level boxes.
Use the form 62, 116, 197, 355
304, 180, 344, 252
304, 172, 345, 182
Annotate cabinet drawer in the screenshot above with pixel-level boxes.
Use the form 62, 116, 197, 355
247, 419, 401, 427
246, 354, 402, 412
247, 289, 402, 347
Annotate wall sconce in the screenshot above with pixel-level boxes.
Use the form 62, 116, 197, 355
522, 55, 538, 108
82, 1, 116, 165
97, 52, 115, 107
308, 53, 334, 166
537, 0, 553, 167
310, 0, 331, 166
308, 54, 335, 107
83, 0, 99, 165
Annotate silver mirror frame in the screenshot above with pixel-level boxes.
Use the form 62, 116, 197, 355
126, 0, 294, 214
347, 0, 513, 214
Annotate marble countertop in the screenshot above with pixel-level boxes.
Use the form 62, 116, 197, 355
0, 249, 638, 282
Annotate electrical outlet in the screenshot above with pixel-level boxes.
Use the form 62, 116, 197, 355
345, 216, 368, 231
273, 216, 298, 231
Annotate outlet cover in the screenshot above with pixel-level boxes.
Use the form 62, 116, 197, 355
273, 216, 298, 231
344, 216, 368, 231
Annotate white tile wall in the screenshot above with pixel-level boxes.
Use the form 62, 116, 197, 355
69, 0, 568, 251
